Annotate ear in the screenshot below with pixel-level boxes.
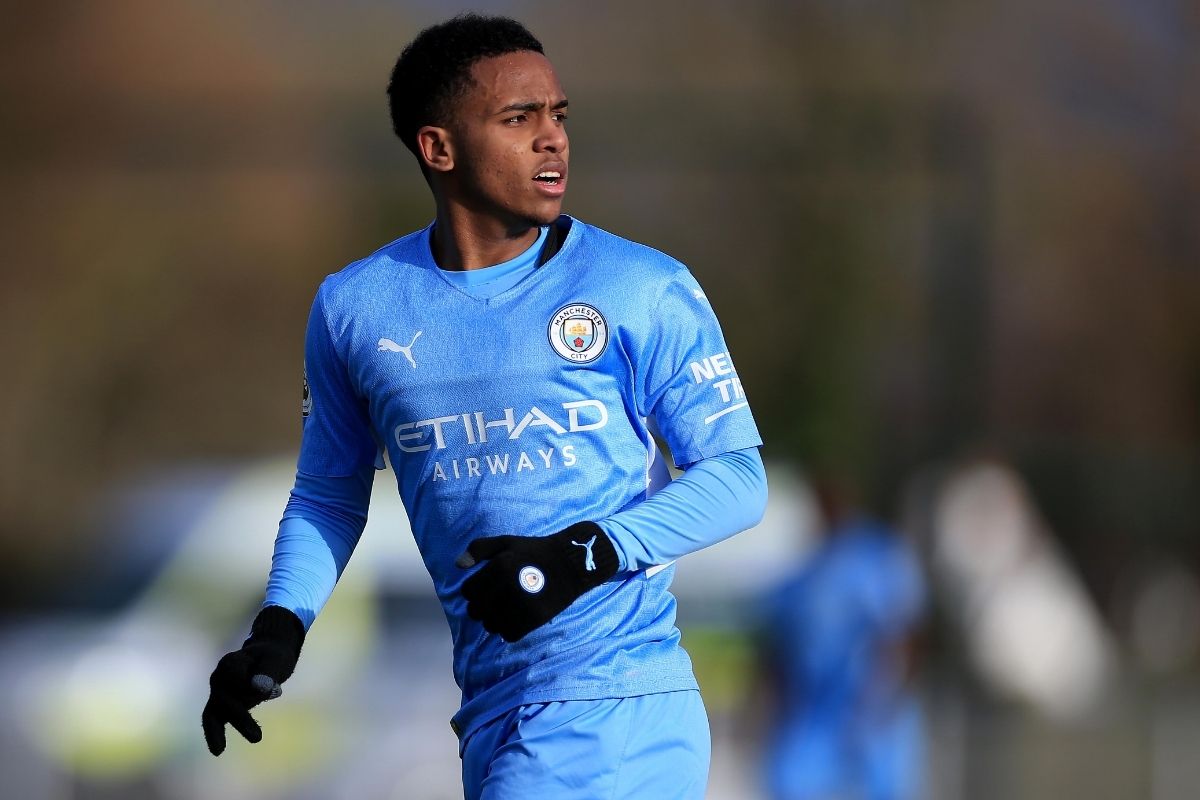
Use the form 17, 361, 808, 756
417, 125, 454, 173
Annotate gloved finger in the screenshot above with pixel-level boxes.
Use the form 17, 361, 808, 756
465, 595, 504, 624
461, 560, 508, 602
225, 704, 263, 745
201, 697, 228, 756
465, 598, 483, 622
461, 570, 482, 602
501, 622, 531, 643
458, 535, 521, 567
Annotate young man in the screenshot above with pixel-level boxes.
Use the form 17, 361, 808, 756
202, 14, 766, 798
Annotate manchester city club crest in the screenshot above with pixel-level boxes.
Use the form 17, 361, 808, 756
518, 566, 545, 593
548, 303, 608, 363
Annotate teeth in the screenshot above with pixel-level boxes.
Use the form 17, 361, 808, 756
536, 172, 561, 180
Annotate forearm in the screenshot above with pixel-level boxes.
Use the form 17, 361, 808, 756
597, 446, 767, 572
263, 467, 373, 629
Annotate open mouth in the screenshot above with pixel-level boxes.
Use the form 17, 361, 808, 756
534, 171, 562, 186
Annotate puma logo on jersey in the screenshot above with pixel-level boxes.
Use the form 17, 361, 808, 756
378, 331, 423, 368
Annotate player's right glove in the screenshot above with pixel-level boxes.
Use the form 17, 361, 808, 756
456, 521, 620, 642
201, 605, 306, 756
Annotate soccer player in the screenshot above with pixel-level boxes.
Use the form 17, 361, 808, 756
757, 480, 926, 800
201, 14, 767, 799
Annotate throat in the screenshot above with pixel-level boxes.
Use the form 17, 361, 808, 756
431, 222, 542, 272
430, 225, 550, 299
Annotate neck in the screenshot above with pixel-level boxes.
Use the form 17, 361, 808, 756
431, 197, 543, 271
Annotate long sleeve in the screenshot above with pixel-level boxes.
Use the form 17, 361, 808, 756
597, 446, 767, 572
263, 466, 374, 629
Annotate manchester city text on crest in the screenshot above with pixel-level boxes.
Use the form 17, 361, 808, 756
548, 303, 609, 363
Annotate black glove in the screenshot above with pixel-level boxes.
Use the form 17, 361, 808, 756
457, 521, 620, 642
202, 605, 306, 756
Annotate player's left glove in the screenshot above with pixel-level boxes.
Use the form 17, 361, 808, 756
456, 521, 620, 642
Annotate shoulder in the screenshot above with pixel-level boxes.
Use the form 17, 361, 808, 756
563, 218, 718, 330
312, 226, 431, 316
567, 217, 691, 285
305, 227, 432, 349
322, 227, 429, 292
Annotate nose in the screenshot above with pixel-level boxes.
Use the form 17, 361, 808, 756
534, 113, 567, 154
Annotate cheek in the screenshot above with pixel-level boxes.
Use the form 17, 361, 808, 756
492, 141, 526, 176
491, 145, 529, 184
465, 148, 507, 185
461, 133, 531, 191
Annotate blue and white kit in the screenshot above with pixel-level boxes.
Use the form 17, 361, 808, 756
265, 215, 764, 749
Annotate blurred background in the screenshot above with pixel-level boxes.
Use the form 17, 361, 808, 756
1, 1, 1198, 798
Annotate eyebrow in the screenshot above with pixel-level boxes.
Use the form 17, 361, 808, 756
497, 98, 569, 114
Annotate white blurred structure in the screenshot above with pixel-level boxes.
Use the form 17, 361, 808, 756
930, 460, 1116, 720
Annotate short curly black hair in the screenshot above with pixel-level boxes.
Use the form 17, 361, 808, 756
387, 14, 544, 166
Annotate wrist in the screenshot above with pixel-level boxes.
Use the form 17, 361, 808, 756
248, 605, 306, 659
592, 518, 629, 572
556, 521, 619, 585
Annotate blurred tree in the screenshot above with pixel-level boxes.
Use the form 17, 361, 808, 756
0, 0, 1197, 617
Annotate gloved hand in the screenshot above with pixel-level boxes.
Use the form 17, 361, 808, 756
202, 605, 306, 756
456, 521, 620, 642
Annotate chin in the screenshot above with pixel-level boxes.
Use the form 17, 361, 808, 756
529, 203, 565, 226
512, 209, 561, 230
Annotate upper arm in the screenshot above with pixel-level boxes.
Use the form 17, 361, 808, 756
640, 271, 762, 466
296, 286, 381, 477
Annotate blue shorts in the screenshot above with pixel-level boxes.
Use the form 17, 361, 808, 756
462, 690, 710, 800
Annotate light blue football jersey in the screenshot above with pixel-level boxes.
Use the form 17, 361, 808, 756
298, 216, 762, 740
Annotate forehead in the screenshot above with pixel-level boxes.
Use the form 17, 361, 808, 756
464, 51, 564, 109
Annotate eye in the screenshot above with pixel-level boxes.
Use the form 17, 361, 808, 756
503, 113, 527, 125
552, 112, 569, 123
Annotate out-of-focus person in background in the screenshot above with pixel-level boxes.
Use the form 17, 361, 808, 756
200, 11, 766, 800
756, 476, 926, 800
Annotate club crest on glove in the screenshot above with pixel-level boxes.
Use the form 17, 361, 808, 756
518, 566, 546, 593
